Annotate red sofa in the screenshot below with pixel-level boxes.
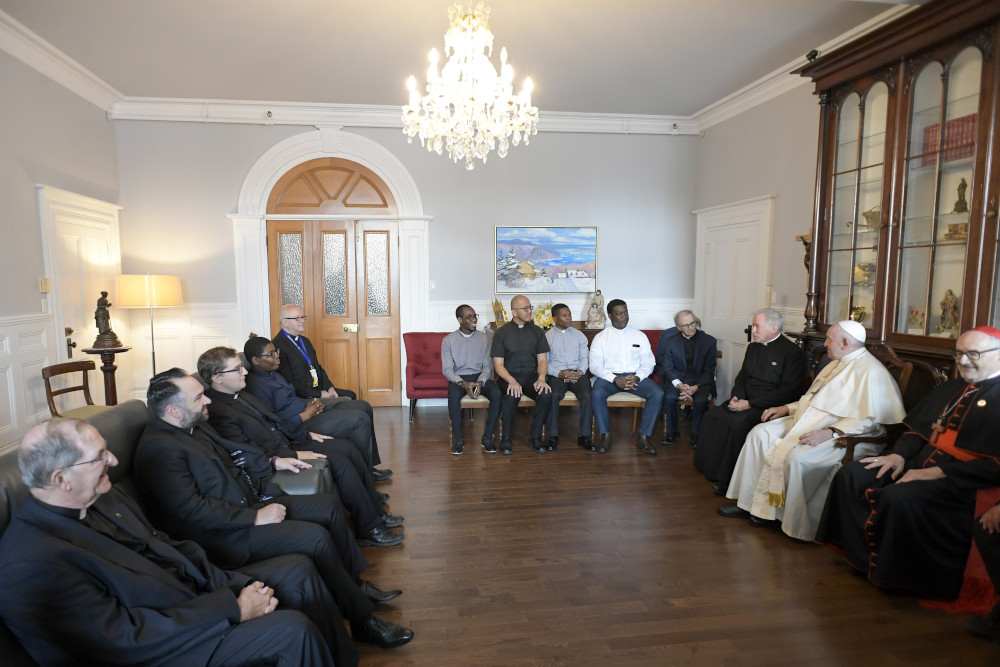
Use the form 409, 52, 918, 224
403, 331, 450, 421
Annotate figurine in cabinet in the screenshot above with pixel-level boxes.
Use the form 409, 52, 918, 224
937, 289, 960, 331
952, 177, 969, 214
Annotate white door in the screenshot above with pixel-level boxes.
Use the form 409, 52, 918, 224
693, 197, 774, 400
40, 186, 123, 407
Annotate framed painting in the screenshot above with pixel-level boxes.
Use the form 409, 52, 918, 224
495, 226, 597, 294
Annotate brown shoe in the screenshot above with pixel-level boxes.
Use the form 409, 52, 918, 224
636, 434, 657, 455
595, 433, 612, 453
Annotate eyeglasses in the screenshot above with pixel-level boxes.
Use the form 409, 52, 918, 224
66, 449, 109, 468
952, 347, 1000, 361
282, 316, 307, 321
513, 305, 534, 311
258, 350, 280, 357
216, 366, 246, 375
678, 322, 698, 329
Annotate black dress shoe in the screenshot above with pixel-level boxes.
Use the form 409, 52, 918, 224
595, 433, 612, 453
711, 481, 727, 496
748, 515, 777, 528
377, 491, 390, 504
371, 467, 393, 481
635, 434, 657, 455
547, 436, 559, 451
381, 512, 404, 528
529, 437, 547, 453
690, 435, 698, 448
661, 432, 679, 446
356, 614, 414, 649
360, 579, 403, 603
357, 526, 404, 547
578, 436, 597, 451
717, 504, 750, 519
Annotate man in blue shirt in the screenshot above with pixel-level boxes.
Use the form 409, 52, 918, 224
545, 303, 593, 451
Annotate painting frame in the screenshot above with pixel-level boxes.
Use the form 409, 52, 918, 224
495, 226, 598, 294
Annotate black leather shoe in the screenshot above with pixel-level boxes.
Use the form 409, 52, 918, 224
357, 526, 404, 547
530, 438, 547, 453
500, 441, 513, 455
711, 481, 727, 496
482, 437, 498, 453
377, 491, 390, 504
356, 614, 414, 649
360, 579, 403, 603
717, 504, 749, 519
690, 435, 698, 448
371, 467, 393, 481
381, 512, 404, 528
661, 432, 679, 446
578, 436, 597, 452
595, 433, 612, 453
748, 515, 777, 528
547, 436, 559, 451
635, 434, 657, 455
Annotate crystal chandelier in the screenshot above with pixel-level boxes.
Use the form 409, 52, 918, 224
402, 3, 538, 170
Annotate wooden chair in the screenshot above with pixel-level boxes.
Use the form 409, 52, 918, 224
42, 360, 110, 419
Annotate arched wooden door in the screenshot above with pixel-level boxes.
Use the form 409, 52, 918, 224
266, 158, 401, 406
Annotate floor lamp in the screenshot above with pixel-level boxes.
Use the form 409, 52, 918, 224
115, 274, 183, 376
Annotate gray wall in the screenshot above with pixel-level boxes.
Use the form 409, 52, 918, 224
0, 50, 120, 317
113, 121, 699, 306
694, 85, 821, 311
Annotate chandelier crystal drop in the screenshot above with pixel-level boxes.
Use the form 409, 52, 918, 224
402, 2, 538, 170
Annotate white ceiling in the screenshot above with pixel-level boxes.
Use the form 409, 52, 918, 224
0, 0, 921, 117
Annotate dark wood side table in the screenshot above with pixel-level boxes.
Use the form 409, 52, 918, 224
82, 346, 131, 406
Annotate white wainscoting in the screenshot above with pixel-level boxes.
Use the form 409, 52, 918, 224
0, 313, 58, 451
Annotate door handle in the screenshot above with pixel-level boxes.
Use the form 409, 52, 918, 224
342, 323, 359, 333
66, 337, 77, 358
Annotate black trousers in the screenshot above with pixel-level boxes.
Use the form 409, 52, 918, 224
498, 373, 553, 442
319, 393, 383, 466
205, 493, 375, 629
447, 374, 501, 443
546, 375, 592, 438
297, 437, 383, 533
228, 554, 358, 666
306, 407, 375, 468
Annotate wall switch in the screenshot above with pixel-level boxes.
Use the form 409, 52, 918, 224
430, 280, 437, 291
39, 278, 51, 293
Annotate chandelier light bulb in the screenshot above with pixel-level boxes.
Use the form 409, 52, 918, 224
401, 2, 539, 170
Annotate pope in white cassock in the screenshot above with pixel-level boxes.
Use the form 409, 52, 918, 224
718, 320, 905, 541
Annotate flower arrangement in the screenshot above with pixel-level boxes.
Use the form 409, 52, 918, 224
534, 302, 554, 330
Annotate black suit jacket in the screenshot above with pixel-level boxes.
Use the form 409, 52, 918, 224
272, 331, 334, 399
205, 387, 309, 454
729, 334, 806, 408
656, 329, 718, 395
135, 417, 280, 562
0, 489, 246, 666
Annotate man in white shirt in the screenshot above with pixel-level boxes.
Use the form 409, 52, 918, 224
545, 304, 593, 451
589, 299, 664, 455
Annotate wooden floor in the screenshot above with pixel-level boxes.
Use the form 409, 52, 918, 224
356, 406, 998, 666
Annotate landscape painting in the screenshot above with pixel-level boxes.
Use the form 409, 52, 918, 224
495, 226, 597, 294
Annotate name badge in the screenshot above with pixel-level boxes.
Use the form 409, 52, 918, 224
309, 367, 320, 388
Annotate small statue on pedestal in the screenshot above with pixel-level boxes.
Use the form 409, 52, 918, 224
585, 289, 606, 329
937, 289, 960, 332
93, 291, 123, 348
952, 178, 969, 214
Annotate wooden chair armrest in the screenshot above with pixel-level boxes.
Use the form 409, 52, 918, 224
833, 434, 891, 464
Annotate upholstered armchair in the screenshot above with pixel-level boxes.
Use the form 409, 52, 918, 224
403, 332, 450, 421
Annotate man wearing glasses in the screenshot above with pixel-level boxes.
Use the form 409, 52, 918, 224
442, 305, 501, 455
490, 295, 553, 455
818, 326, 1000, 604
272, 304, 391, 481
0, 418, 355, 665
656, 310, 718, 448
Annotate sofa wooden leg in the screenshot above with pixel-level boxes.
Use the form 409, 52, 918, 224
409, 398, 416, 422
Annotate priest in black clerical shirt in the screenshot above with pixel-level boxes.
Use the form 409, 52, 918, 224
694, 308, 806, 494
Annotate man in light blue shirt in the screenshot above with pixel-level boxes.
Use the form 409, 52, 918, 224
441, 305, 501, 455
545, 304, 593, 451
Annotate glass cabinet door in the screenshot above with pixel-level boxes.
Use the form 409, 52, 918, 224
825, 82, 889, 328
896, 47, 982, 339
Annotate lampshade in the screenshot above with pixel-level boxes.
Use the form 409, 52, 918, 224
115, 275, 183, 308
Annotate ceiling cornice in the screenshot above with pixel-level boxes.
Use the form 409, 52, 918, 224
2, 4, 915, 136
0, 8, 122, 110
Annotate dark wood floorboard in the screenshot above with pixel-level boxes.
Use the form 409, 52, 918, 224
356, 406, 998, 665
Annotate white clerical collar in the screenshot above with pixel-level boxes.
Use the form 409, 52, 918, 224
761, 332, 781, 345
460, 330, 474, 338
682, 332, 695, 340
840, 347, 866, 363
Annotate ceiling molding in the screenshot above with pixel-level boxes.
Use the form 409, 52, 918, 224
0, 8, 122, 110
691, 4, 914, 131
4, 4, 914, 136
